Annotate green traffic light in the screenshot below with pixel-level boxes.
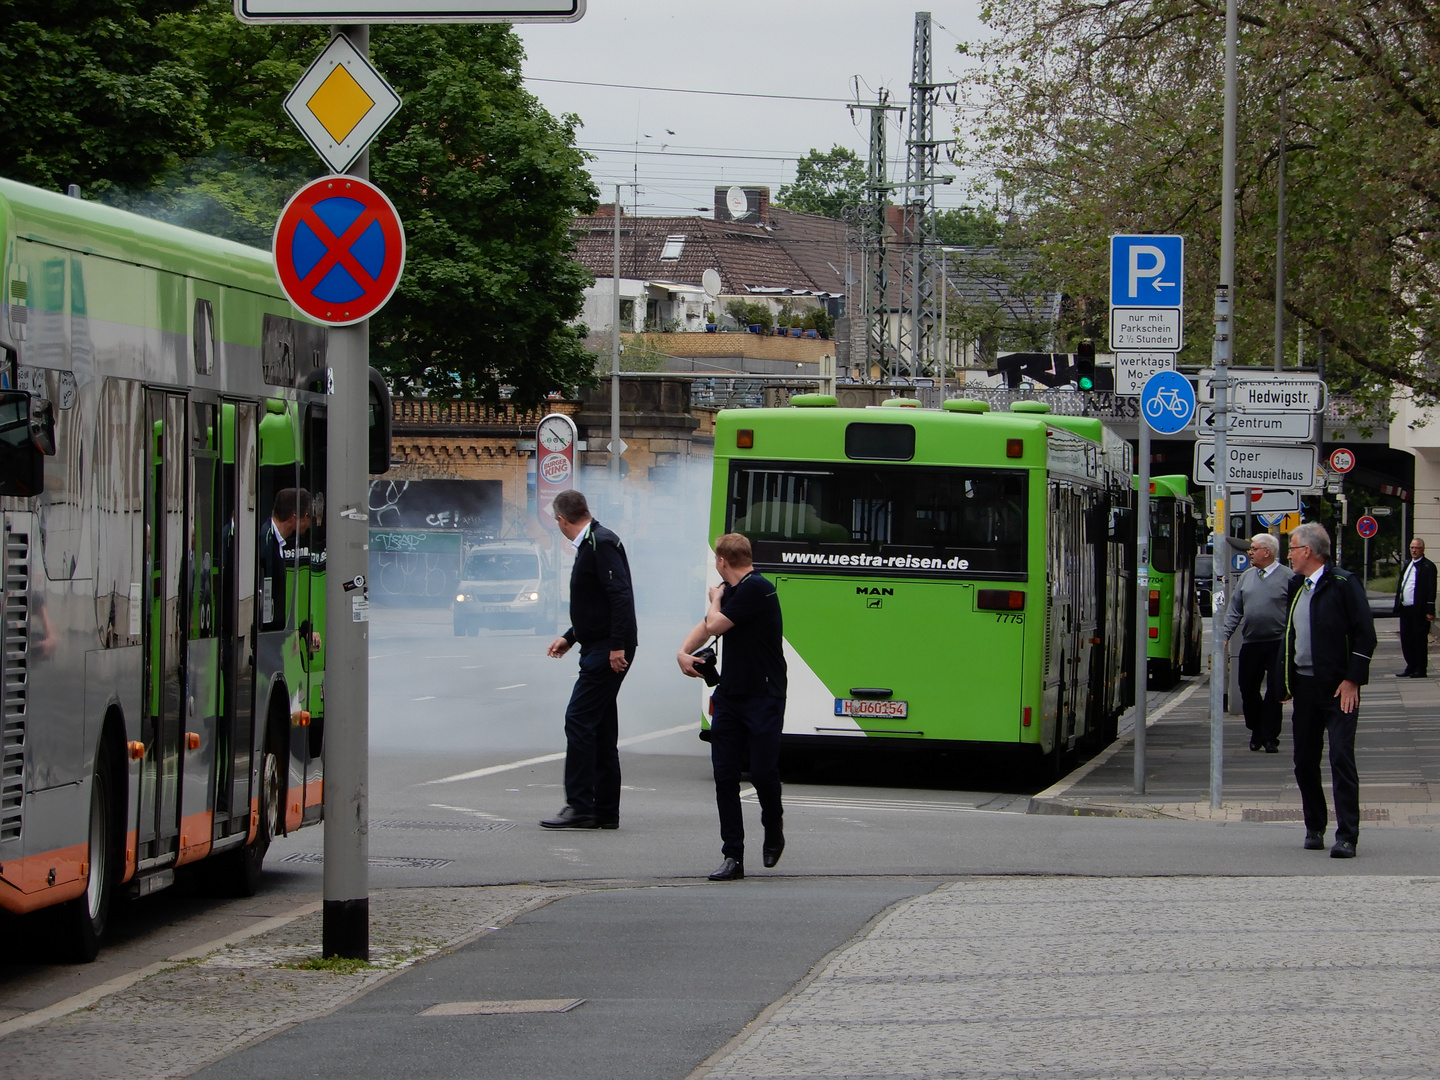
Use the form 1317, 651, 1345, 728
1078, 376, 1094, 390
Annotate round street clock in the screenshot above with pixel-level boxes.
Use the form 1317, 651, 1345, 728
538, 415, 575, 453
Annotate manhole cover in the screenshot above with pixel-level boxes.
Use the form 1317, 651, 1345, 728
371, 819, 515, 833
1241, 808, 1389, 822
279, 852, 453, 869
420, 999, 584, 1016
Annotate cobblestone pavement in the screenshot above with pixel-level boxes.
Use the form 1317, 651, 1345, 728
693, 875, 1440, 1080
0, 885, 572, 1080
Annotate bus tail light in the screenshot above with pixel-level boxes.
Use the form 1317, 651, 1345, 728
1006, 438, 1023, 458
736, 429, 754, 449
1022, 707, 1031, 727
977, 590, 1025, 611
1148, 590, 1160, 617
1149, 627, 1159, 638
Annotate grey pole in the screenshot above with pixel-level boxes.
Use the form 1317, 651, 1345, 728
322, 22, 371, 960
1210, 0, 1241, 810
1274, 86, 1287, 373
611, 184, 622, 478
1135, 422, 1150, 794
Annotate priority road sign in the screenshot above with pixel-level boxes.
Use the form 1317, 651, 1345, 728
1193, 442, 1318, 488
284, 34, 401, 175
274, 175, 405, 326
1111, 235, 1184, 308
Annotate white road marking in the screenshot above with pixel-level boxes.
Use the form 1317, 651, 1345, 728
422, 723, 698, 785
495, 683, 527, 690
428, 803, 509, 820
743, 792, 1003, 815
414, 695, 436, 701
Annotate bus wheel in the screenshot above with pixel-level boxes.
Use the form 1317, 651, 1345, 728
57, 739, 121, 962
206, 748, 279, 897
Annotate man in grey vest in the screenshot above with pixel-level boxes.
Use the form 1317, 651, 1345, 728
1223, 533, 1294, 753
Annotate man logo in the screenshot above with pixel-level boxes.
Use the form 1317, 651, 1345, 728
856, 587, 894, 596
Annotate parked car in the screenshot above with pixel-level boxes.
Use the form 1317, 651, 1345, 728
453, 541, 557, 636
1194, 553, 1214, 618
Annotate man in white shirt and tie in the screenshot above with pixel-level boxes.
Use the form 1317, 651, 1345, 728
1393, 537, 1436, 678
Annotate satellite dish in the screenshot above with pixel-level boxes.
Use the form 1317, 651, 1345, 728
726, 186, 750, 219
702, 268, 722, 297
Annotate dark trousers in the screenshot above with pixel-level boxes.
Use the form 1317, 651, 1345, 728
1237, 639, 1283, 744
562, 644, 632, 821
1290, 675, 1360, 844
1398, 606, 1430, 675
710, 692, 785, 861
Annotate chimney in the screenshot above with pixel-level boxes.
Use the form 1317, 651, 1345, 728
594, 203, 625, 218
714, 186, 772, 224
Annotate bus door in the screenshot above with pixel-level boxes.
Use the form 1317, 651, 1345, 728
299, 404, 326, 821
216, 402, 258, 843
177, 398, 220, 864
138, 391, 186, 865
1046, 483, 1087, 751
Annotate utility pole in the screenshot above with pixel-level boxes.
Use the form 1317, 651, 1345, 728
850, 90, 904, 379
900, 11, 957, 379
322, 22, 371, 960
611, 184, 622, 479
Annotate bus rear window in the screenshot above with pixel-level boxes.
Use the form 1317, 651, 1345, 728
728, 461, 1026, 578
845, 423, 915, 461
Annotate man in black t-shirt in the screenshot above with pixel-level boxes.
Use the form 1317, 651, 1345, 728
678, 533, 786, 881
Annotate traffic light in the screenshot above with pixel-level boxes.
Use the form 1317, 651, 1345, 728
1074, 339, 1096, 391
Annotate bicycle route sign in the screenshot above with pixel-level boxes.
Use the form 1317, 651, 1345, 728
1139, 369, 1195, 435
274, 175, 405, 326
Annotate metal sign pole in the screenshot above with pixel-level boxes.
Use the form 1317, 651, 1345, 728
321, 22, 371, 961
1135, 423, 1150, 794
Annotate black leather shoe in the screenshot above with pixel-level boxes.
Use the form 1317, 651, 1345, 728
1411, 671, 1428, 678
1264, 740, 1279, 754
1249, 738, 1262, 751
1303, 831, 1325, 850
707, 857, 744, 881
762, 836, 785, 869
597, 821, 619, 831
1331, 840, 1357, 859
1396, 669, 1413, 677
540, 806, 598, 830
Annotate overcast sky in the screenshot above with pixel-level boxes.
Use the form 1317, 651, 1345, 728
515, 2, 990, 218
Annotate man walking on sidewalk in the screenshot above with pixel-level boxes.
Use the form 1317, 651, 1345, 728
1223, 534, 1294, 753
1393, 537, 1435, 678
541, 490, 638, 831
1282, 522, 1376, 859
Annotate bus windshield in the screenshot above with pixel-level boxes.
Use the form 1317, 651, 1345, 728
727, 461, 1027, 577
462, 551, 540, 581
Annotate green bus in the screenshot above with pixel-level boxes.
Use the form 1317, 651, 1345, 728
705, 396, 1137, 775
0, 177, 388, 960
1141, 474, 1204, 689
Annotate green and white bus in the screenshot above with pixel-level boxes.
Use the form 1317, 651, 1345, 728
0, 178, 388, 960
1141, 474, 1204, 689
705, 396, 1136, 775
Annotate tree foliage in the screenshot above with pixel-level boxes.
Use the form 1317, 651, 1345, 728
1, 1, 599, 405
961, 0, 1440, 412
775, 145, 868, 219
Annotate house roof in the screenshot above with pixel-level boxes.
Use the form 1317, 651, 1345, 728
939, 246, 1060, 328
569, 210, 851, 298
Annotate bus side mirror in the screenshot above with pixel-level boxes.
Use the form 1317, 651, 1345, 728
0, 390, 48, 497
367, 367, 392, 475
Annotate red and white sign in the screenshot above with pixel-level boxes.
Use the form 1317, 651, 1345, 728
536, 413, 577, 518
274, 175, 405, 326
1329, 447, 1356, 474
1356, 515, 1379, 539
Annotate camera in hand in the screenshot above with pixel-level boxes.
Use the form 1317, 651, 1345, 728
691, 645, 720, 687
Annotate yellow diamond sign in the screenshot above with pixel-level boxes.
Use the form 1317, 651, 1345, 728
284, 33, 401, 174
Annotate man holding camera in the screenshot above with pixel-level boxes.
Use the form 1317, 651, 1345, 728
677, 533, 786, 881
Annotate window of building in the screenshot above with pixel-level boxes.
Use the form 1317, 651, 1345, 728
659, 235, 686, 261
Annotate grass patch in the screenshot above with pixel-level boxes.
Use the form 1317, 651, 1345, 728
279, 956, 378, 975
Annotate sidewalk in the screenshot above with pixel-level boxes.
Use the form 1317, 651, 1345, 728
1029, 622, 1440, 826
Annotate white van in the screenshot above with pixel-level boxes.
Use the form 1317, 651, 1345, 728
452, 541, 557, 636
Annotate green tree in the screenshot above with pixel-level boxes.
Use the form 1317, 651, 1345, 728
776, 145, 867, 219
934, 205, 1004, 247
0, 0, 210, 193
961, 0, 1440, 414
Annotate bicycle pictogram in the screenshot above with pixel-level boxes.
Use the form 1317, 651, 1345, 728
1139, 370, 1195, 435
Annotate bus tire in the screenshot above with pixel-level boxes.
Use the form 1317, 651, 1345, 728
56, 737, 123, 963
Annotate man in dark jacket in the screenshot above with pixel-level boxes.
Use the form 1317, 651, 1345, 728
541, 490, 638, 830
1283, 522, 1376, 859
1392, 537, 1436, 678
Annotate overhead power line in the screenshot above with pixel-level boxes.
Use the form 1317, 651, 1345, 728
527, 76, 855, 104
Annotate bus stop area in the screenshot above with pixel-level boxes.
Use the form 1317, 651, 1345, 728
1030, 611, 1440, 828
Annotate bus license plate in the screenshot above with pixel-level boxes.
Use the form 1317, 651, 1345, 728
834, 698, 908, 719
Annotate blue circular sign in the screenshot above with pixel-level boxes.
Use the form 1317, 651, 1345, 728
1356, 515, 1379, 539
1140, 370, 1196, 435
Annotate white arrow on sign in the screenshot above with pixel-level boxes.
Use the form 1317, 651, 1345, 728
1197, 407, 1314, 441
1194, 442, 1317, 488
